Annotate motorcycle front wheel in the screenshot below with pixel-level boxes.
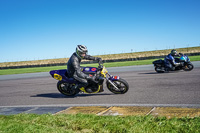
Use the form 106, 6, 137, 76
106, 78, 129, 94
57, 81, 77, 96
183, 63, 194, 71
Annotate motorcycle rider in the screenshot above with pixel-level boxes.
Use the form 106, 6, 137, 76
67, 45, 102, 92
164, 49, 181, 71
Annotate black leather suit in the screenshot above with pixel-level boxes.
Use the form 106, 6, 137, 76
67, 52, 100, 88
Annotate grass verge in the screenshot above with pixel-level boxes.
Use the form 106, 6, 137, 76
0, 55, 200, 75
0, 113, 200, 133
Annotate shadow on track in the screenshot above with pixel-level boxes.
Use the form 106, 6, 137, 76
138, 72, 161, 75
31, 93, 113, 98
139, 71, 182, 75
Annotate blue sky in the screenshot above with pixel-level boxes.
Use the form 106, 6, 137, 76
0, 0, 200, 63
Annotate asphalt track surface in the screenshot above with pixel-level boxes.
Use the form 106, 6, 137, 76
0, 61, 200, 115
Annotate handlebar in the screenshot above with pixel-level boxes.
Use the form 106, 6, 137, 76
98, 60, 104, 71
98, 61, 103, 65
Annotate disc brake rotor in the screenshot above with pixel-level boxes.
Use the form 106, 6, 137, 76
114, 82, 125, 91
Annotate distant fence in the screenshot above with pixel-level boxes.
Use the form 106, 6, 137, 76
1, 52, 200, 70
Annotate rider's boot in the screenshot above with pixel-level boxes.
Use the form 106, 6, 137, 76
165, 68, 170, 72
172, 66, 175, 71
71, 84, 79, 93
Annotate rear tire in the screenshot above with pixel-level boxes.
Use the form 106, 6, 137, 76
155, 66, 165, 73
57, 81, 77, 96
106, 78, 129, 94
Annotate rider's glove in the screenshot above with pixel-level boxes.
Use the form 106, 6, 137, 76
96, 57, 103, 64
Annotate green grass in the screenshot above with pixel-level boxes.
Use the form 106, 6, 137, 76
0, 66, 67, 75
0, 55, 200, 75
0, 113, 199, 133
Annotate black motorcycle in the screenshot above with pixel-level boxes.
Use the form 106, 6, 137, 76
152, 53, 194, 73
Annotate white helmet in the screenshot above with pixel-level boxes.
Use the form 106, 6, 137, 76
76, 45, 88, 58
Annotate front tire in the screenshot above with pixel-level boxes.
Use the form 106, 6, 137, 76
57, 81, 77, 96
183, 63, 194, 71
106, 78, 129, 94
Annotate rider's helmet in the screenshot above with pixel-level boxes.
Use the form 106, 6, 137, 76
171, 49, 178, 56
76, 45, 88, 58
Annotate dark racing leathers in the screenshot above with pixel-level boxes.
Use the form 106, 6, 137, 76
67, 52, 100, 90
164, 54, 180, 71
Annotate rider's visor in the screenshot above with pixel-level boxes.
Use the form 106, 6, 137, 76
79, 51, 88, 57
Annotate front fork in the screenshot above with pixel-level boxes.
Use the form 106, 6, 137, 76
106, 73, 120, 91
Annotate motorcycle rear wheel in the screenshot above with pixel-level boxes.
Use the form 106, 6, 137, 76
106, 78, 129, 94
155, 66, 165, 73
57, 81, 77, 96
